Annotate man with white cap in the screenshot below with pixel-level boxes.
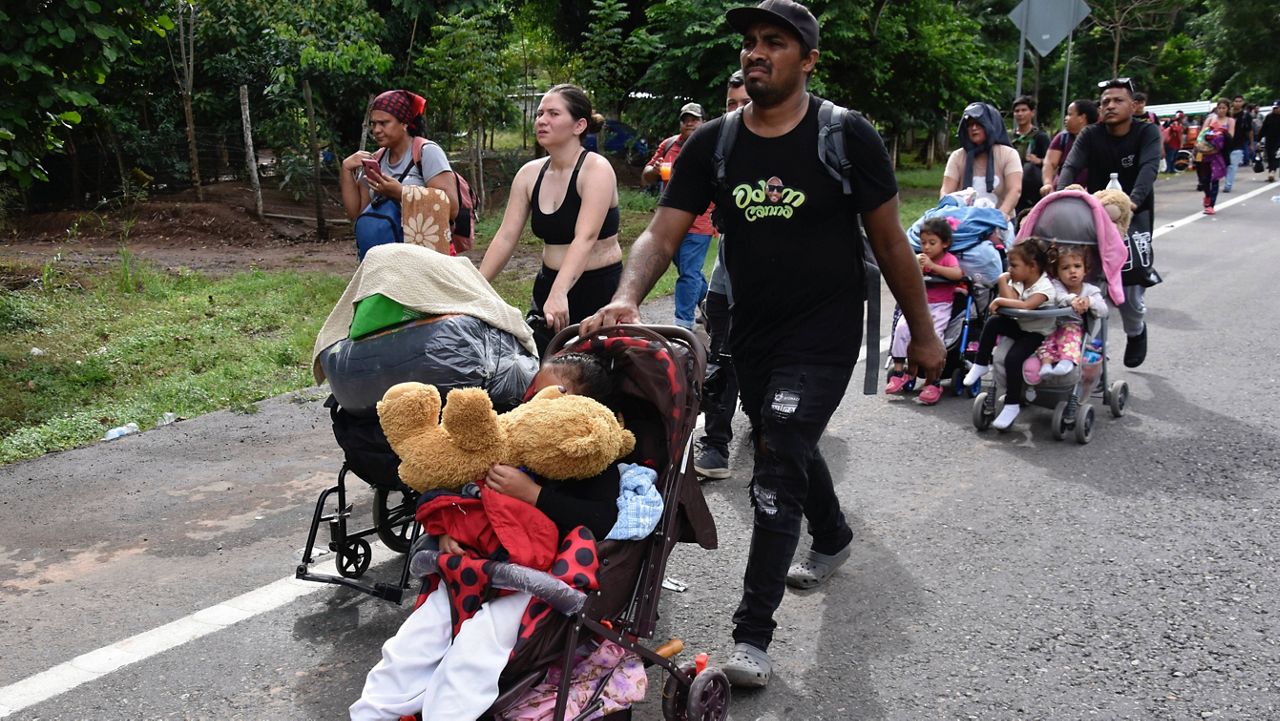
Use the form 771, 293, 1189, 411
643, 102, 715, 330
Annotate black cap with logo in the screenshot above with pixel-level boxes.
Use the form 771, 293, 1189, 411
727, 0, 820, 51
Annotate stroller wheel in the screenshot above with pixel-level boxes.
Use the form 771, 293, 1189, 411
373, 487, 418, 554
686, 667, 731, 721
1108, 381, 1129, 418
336, 537, 373, 579
662, 662, 697, 721
1051, 401, 1069, 441
972, 392, 993, 431
1074, 404, 1096, 444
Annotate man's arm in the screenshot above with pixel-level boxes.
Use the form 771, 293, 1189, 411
578, 206, 696, 332
1128, 125, 1163, 209
861, 196, 945, 382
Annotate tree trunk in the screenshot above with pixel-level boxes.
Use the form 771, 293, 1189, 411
182, 91, 203, 200
302, 79, 327, 241
239, 85, 263, 221
359, 93, 375, 153
1112, 32, 1122, 79
404, 14, 419, 75
926, 130, 935, 171
474, 123, 487, 215
102, 122, 129, 203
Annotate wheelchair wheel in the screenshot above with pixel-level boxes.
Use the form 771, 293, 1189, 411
336, 537, 372, 578
373, 486, 417, 554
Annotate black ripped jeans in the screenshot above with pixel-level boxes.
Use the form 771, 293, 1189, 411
731, 360, 856, 651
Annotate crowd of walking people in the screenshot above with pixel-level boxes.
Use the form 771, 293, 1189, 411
325, 1, 1280, 716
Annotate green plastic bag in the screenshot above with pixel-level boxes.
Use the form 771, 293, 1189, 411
349, 294, 426, 339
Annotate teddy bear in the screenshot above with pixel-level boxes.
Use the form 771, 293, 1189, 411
375, 382, 636, 493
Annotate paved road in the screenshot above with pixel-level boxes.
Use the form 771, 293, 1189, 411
2, 172, 1278, 720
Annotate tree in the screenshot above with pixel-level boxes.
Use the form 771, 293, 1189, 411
1149, 33, 1205, 101
578, 0, 658, 119
0, 1, 172, 188
167, 0, 202, 200
1190, 0, 1280, 98
1087, 0, 1184, 79
417, 5, 517, 211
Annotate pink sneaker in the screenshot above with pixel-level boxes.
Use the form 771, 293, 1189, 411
1022, 356, 1043, 385
917, 384, 943, 405
884, 373, 912, 394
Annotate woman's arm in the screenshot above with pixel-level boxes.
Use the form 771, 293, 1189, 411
479, 162, 537, 281
542, 154, 617, 331
939, 174, 960, 197
998, 167, 1022, 218
1040, 146, 1062, 196
339, 151, 373, 220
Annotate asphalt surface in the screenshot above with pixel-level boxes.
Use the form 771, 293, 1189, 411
2, 171, 1279, 720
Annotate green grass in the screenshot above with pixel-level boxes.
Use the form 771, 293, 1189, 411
0, 258, 347, 463
894, 166, 946, 190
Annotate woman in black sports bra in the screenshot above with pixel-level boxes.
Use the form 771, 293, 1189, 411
480, 84, 623, 354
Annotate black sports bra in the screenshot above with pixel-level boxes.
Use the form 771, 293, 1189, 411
530, 151, 621, 245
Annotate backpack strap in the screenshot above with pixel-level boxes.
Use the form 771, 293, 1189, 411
712, 108, 743, 193
817, 100, 853, 195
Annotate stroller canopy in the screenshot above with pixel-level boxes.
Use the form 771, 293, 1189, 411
1015, 189, 1129, 303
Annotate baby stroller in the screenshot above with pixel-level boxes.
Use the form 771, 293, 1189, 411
895, 196, 1007, 395
469, 324, 724, 721
971, 190, 1132, 443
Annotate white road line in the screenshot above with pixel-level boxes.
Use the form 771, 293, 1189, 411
1155, 180, 1279, 239
0, 543, 398, 718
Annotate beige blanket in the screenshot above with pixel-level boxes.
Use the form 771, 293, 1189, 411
312, 243, 537, 383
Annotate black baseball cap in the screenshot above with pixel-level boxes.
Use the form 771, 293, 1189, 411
727, 0, 820, 51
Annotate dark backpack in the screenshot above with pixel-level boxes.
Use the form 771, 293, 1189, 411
370, 137, 479, 254
710, 99, 884, 394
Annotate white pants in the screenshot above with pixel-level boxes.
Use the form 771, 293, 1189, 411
350, 587, 532, 721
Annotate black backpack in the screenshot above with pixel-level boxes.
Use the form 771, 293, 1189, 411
710, 99, 883, 394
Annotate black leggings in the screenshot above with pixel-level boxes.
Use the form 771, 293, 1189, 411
530, 261, 622, 354
976, 315, 1044, 405
1197, 162, 1220, 206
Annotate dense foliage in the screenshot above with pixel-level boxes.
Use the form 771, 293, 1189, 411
2, 0, 1276, 204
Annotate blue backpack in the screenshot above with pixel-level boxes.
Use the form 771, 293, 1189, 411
354, 196, 403, 261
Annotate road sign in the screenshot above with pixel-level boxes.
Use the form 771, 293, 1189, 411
1008, 0, 1090, 57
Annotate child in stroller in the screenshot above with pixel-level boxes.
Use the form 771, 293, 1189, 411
970, 188, 1133, 442
961, 238, 1059, 429
350, 353, 626, 720
353, 325, 724, 721
1022, 244, 1108, 384
885, 217, 964, 405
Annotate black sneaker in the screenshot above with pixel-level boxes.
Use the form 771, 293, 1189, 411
1124, 326, 1148, 368
694, 444, 730, 480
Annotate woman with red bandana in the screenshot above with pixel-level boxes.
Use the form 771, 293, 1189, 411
340, 89, 459, 226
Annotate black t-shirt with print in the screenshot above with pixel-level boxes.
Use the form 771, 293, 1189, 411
660, 95, 897, 368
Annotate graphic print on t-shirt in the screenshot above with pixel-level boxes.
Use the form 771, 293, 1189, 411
733, 175, 807, 221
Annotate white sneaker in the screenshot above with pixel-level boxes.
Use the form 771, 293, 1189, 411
962, 363, 990, 387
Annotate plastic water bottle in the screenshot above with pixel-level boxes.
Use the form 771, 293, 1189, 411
1106, 173, 1122, 191
1272, 195, 1280, 204
103, 422, 140, 441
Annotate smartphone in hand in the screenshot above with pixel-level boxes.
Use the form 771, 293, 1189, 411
361, 158, 384, 181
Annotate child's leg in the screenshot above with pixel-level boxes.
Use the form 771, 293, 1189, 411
1002, 331, 1046, 404
420, 590, 533, 720
1056, 323, 1084, 366
350, 587, 455, 721
889, 315, 912, 361
965, 315, 1018, 385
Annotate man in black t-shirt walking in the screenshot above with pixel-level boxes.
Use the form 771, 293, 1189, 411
582, 0, 944, 690
1011, 95, 1050, 214
1057, 79, 1163, 368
